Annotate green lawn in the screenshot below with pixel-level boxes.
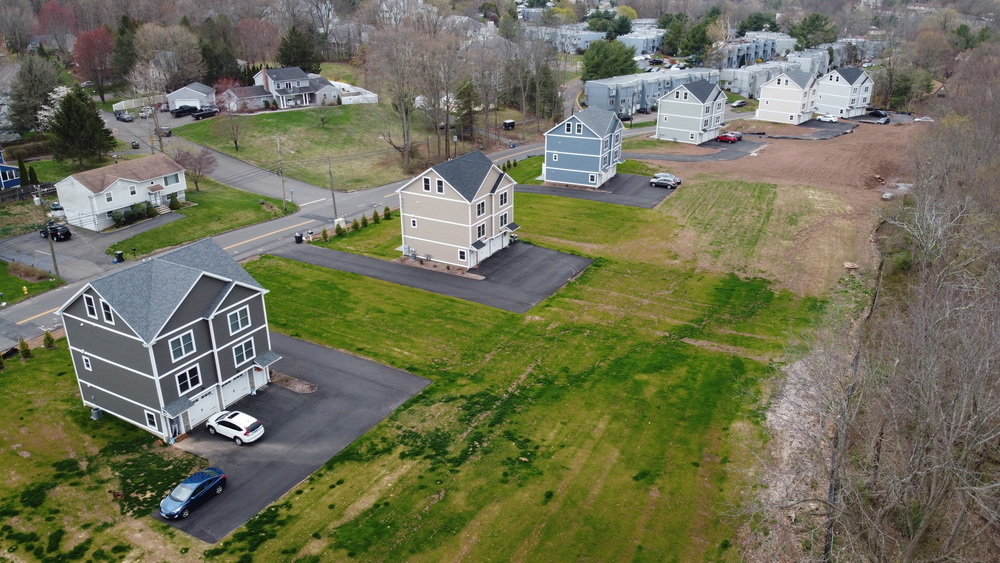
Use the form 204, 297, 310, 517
174, 105, 411, 191
506, 156, 544, 185
312, 210, 401, 259
0, 260, 62, 305
106, 178, 296, 258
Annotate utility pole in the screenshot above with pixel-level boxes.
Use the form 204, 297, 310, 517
276, 136, 287, 212
36, 189, 60, 281
328, 158, 340, 226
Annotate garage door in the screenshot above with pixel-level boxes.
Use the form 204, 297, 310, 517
221, 371, 251, 407
187, 388, 219, 426
175, 99, 201, 110
489, 234, 504, 255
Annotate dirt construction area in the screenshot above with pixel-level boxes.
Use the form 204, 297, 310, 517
637, 122, 918, 296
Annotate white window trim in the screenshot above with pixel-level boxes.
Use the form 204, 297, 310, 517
411, 218, 417, 228
499, 192, 508, 206
228, 306, 251, 335
169, 330, 196, 362
100, 299, 114, 324
458, 249, 467, 261
176, 365, 201, 395
552, 153, 558, 162
422, 178, 431, 191
476, 201, 485, 217
82, 356, 92, 371
145, 410, 159, 430
83, 294, 98, 319
233, 338, 255, 366
476, 223, 486, 239
105, 191, 114, 203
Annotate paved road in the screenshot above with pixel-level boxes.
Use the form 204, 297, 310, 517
272, 242, 591, 314
161, 332, 430, 543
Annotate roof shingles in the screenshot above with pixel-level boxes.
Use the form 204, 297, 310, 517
66, 153, 184, 195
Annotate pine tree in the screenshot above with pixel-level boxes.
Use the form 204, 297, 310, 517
383, 206, 391, 220
372, 210, 380, 224
18, 338, 31, 359
43, 331, 55, 349
16, 155, 28, 186
361, 214, 369, 228
48, 87, 116, 168
276, 27, 322, 74
28, 166, 39, 184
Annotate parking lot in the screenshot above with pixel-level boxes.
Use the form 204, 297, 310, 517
161, 333, 431, 543
515, 173, 675, 208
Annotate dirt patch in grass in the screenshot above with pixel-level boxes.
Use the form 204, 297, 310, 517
650, 123, 916, 295
269, 371, 317, 394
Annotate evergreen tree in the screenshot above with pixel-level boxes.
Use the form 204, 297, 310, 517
201, 39, 241, 85
276, 27, 322, 73
581, 41, 638, 82
18, 338, 31, 359
43, 331, 55, 349
48, 87, 116, 168
789, 13, 837, 50
112, 15, 139, 81
28, 166, 39, 185
17, 155, 28, 186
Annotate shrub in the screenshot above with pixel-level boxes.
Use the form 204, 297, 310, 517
372, 211, 380, 224
18, 338, 31, 359
43, 331, 55, 349
383, 206, 391, 220
263, 100, 270, 109
361, 215, 368, 228
0, 353, 5, 370
145, 201, 157, 218
351, 218, 360, 231
111, 211, 125, 227
335, 224, 345, 236
321, 228, 329, 241
513, 159, 517, 167
168, 193, 180, 210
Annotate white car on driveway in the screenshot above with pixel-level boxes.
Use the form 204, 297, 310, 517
816, 115, 838, 123
206, 411, 264, 445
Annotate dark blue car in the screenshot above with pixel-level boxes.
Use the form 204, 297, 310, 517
159, 467, 226, 519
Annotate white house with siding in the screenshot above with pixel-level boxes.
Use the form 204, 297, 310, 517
655, 80, 727, 144
754, 70, 818, 125
815, 67, 873, 118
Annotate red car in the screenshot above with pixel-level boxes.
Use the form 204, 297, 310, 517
717, 133, 739, 143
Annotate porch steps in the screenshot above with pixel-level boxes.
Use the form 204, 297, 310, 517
154, 205, 171, 215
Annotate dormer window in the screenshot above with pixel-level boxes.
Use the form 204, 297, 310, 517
576, 123, 582, 134
565, 122, 572, 133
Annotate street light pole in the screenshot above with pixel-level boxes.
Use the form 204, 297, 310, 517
276, 136, 287, 212
328, 158, 340, 224
36, 190, 60, 281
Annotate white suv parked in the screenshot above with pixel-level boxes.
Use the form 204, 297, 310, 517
206, 411, 264, 446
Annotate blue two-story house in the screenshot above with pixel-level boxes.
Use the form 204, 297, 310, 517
543, 108, 624, 189
0, 151, 21, 190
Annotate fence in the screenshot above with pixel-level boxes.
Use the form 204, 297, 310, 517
0, 183, 56, 204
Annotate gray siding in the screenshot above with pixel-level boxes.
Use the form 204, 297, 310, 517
65, 320, 151, 374
217, 284, 261, 314
214, 326, 270, 380
160, 276, 229, 335
152, 320, 214, 378
156, 352, 219, 406
75, 350, 160, 409
546, 168, 599, 186
211, 294, 266, 347
63, 289, 140, 338
81, 384, 167, 440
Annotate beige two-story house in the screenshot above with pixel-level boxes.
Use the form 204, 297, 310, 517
755, 70, 818, 125
397, 151, 518, 268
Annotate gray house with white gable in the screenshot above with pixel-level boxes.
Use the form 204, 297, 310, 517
815, 67, 873, 118
755, 69, 818, 125
57, 239, 280, 442
543, 108, 624, 188
655, 80, 727, 144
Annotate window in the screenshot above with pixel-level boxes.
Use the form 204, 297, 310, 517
476, 201, 485, 216
436, 179, 443, 193
234, 339, 254, 365
674, 91, 680, 99
614, 132, 620, 143
458, 250, 467, 261
105, 191, 113, 203
106, 211, 114, 219
164, 173, 179, 186
499, 192, 508, 206
129, 185, 136, 196
169, 331, 195, 361
552, 153, 558, 162
703, 119, 709, 128
499, 212, 507, 227
145, 411, 158, 430
177, 365, 201, 394
411, 218, 417, 228
423, 178, 430, 191
564, 122, 572, 133
575, 123, 582, 134
476, 224, 485, 239
589, 174, 596, 183
662, 115, 668, 122
100, 300, 114, 324
704, 105, 710, 114
689, 133, 695, 140
82, 356, 92, 371
228, 306, 250, 334
83, 294, 97, 319
683, 92, 688, 100
609, 100, 614, 106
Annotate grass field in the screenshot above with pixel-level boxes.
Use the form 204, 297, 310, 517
106, 178, 296, 258
0, 260, 61, 305
0, 185, 826, 560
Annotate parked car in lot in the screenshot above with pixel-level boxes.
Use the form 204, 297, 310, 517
170, 105, 198, 118
635, 107, 651, 114
49, 202, 65, 217
723, 131, 743, 140
157, 125, 172, 137
816, 114, 838, 123
617, 113, 632, 122
114, 111, 134, 122
869, 109, 889, 118
717, 132, 740, 143
650, 172, 682, 188
138, 106, 152, 118
39, 223, 72, 241
731, 100, 747, 108
206, 411, 264, 445
192, 107, 220, 120
159, 467, 226, 519
875, 116, 890, 125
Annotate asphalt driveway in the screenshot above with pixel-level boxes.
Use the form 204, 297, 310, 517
624, 138, 766, 163
159, 332, 431, 543
515, 173, 673, 209
272, 242, 591, 314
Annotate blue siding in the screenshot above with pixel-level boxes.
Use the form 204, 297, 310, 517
0, 163, 20, 190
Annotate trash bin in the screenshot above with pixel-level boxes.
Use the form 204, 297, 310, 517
114, 250, 125, 263
294, 232, 304, 244
131, 141, 140, 149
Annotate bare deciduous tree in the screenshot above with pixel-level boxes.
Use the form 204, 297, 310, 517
366, 26, 424, 171
173, 147, 218, 191
133, 23, 205, 92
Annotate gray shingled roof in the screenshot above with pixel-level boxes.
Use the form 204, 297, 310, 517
432, 151, 496, 202
228, 85, 270, 99
572, 107, 619, 137
835, 67, 865, 84
683, 79, 720, 103
64, 153, 184, 195
267, 67, 310, 81
785, 69, 815, 89
87, 239, 262, 343
185, 82, 214, 96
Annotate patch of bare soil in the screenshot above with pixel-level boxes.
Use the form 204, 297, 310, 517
393, 256, 485, 279
269, 371, 317, 393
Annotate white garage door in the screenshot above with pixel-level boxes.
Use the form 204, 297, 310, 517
187, 388, 219, 426
489, 234, 504, 255
221, 371, 251, 407
175, 99, 201, 109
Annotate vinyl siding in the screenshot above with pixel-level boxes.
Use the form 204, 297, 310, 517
79, 384, 168, 440
75, 350, 160, 407
214, 326, 269, 378
152, 321, 215, 377
156, 353, 219, 406
159, 276, 230, 335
